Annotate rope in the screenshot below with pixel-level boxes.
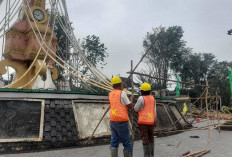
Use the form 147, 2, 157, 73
54, 10, 112, 88
0, 0, 21, 34
1, 0, 8, 60
18, 0, 59, 89
4, 0, 55, 88
15, 0, 113, 92
3, 0, 113, 92
55, 0, 112, 87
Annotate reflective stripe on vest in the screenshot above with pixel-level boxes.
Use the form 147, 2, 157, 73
109, 90, 128, 122
138, 95, 155, 125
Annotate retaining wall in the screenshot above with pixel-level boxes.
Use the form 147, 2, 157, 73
0, 91, 188, 153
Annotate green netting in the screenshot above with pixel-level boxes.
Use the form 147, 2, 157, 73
176, 74, 180, 96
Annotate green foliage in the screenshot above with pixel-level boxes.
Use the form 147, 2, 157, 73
174, 52, 216, 85
81, 35, 108, 69
140, 26, 186, 89
69, 35, 108, 92
208, 61, 232, 106
53, 15, 108, 92
53, 14, 72, 78
54, 15, 72, 61
139, 25, 232, 106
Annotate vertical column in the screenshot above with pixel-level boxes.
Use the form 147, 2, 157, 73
205, 81, 210, 143
216, 88, 220, 133
130, 60, 135, 143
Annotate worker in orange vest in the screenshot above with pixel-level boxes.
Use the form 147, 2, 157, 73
109, 76, 133, 157
134, 82, 156, 157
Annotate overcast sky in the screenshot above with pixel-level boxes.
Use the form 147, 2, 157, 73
66, 0, 232, 78
1, 0, 232, 79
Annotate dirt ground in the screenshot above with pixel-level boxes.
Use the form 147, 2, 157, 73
0, 120, 231, 157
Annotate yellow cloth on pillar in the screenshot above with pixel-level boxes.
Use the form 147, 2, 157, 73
183, 103, 188, 113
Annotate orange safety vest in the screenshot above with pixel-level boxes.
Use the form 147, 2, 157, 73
109, 90, 129, 122
138, 95, 155, 125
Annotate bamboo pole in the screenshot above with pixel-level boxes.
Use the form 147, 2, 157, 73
166, 89, 206, 130
181, 149, 211, 157
85, 106, 110, 144
205, 81, 210, 143
130, 60, 135, 144
216, 88, 221, 133
200, 98, 203, 110
127, 71, 217, 90
189, 95, 216, 124
7, 0, 10, 83
131, 60, 134, 100
126, 45, 154, 81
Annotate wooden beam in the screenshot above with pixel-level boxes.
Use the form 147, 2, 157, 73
127, 71, 216, 90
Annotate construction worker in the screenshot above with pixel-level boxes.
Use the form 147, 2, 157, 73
134, 82, 156, 157
109, 76, 133, 157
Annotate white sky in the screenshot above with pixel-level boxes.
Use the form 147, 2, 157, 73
66, 0, 232, 78
1, 0, 232, 80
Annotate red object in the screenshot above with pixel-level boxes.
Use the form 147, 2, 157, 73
196, 118, 200, 123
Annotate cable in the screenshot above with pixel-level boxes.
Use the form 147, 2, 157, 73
4, 0, 55, 88
18, 0, 59, 89
15, 0, 113, 91
0, 0, 21, 34
2, 0, 128, 93
55, 0, 112, 87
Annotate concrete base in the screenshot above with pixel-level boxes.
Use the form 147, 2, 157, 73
0, 90, 188, 153
0, 91, 109, 153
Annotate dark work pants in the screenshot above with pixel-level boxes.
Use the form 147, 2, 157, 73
110, 121, 133, 152
139, 124, 155, 145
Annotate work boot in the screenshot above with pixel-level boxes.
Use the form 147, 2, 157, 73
123, 150, 132, 157
150, 143, 154, 157
143, 145, 150, 157
111, 147, 118, 157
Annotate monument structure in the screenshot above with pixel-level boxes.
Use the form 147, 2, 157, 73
0, 0, 188, 153
0, 0, 58, 89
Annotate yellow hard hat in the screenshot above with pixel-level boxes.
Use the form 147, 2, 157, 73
111, 76, 122, 85
140, 82, 151, 91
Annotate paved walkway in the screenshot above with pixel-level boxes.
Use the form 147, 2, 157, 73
0, 121, 231, 157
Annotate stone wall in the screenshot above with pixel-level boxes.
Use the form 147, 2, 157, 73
0, 91, 189, 153
0, 92, 109, 153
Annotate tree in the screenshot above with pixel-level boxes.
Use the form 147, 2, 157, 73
81, 35, 108, 72
53, 16, 108, 92
141, 26, 186, 90
54, 15, 72, 61
171, 52, 216, 98
53, 14, 72, 78
208, 61, 232, 106
139, 25, 218, 99
69, 35, 108, 91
